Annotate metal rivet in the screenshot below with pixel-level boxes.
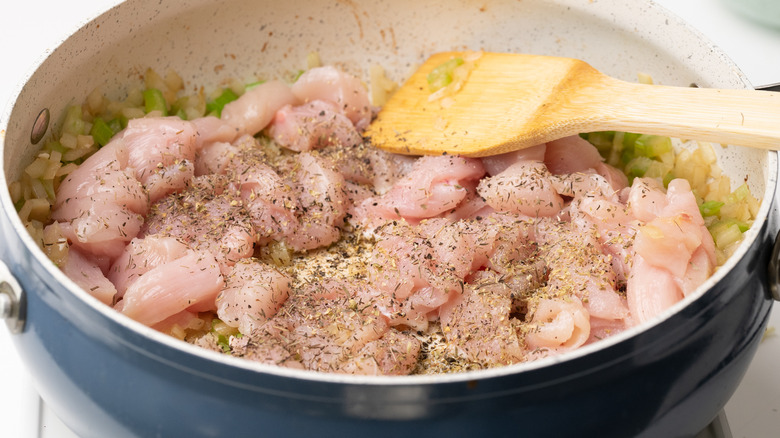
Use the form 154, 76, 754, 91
30, 108, 50, 145
0, 261, 25, 334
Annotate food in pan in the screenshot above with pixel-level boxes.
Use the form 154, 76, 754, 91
8, 59, 760, 375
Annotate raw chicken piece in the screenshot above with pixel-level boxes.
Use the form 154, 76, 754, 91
60, 247, 117, 305
221, 80, 298, 137
119, 250, 224, 326
544, 135, 603, 175
194, 141, 238, 176
191, 116, 239, 148
320, 142, 416, 194
142, 175, 256, 270
268, 100, 362, 152
340, 330, 422, 375
108, 236, 190, 299
626, 178, 715, 324
439, 278, 524, 366
362, 155, 485, 221
291, 66, 372, 130
228, 150, 299, 245
143, 159, 195, 204
525, 297, 590, 353
626, 254, 683, 325
477, 161, 563, 217
536, 218, 629, 321
627, 177, 668, 222
55, 167, 147, 215
243, 280, 390, 372
284, 152, 349, 251
216, 259, 291, 334
55, 201, 144, 261
481, 143, 547, 176
123, 117, 200, 189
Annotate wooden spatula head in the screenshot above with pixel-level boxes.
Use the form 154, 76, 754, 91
364, 51, 780, 156
363, 51, 600, 157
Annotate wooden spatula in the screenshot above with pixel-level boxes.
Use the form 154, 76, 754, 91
363, 51, 780, 157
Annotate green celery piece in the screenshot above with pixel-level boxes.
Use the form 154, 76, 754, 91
62, 105, 86, 136
205, 88, 239, 118
44, 140, 68, 155
729, 183, 751, 202
662, 171, 674, 188
699, 200, 724, 217
169, 97, 188, 120
13, 199, 24, 212
108, 118, 122, 134
634, 134, 673, 158
143, 88, 168, 116
624, 156, 653, 182
216, 333, 231, 353
427, 57, 465, 92
245, 80, 266, 91
710, 221, 743, 249
620, 132, 642, 164
584, 131, 616, 157
90, 117, 115, 147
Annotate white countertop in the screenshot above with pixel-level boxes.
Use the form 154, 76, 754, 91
1, 1, 780, 437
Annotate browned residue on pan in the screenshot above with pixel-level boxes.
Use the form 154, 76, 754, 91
336, 0, 364, 39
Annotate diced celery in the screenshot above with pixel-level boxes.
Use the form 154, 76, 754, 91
662, 170, 675, 188
108, 118, 122, 134
699, 200, 724, 217
710, 221, 743, 249
170, 96, 192, 120
607, 131, 625, 167
90, 117, 115, 147
584, 131, 616, 157
643, 160, 672, 180
62, 105, 86, 136
427, 57, 464, 92
634, 134, 673, 159
728, 183, 751, 203
205, 88, 239, 118
143, 88, 168, 116
624, 156, 654, 181
620, 132, 642, 164
245, 80, 266, 91
44, 140, 68, 155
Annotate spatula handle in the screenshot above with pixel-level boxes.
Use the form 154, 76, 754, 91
589, 78, 780, 150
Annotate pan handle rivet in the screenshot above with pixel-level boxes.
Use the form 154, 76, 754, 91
30, 108, 50, 145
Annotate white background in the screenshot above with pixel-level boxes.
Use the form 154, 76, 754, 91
1, 1, 780, 437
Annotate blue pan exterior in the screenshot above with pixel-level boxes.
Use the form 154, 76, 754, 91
0, 197, 776, 438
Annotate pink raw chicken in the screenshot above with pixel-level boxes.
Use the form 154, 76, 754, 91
627, 178, 716, 324
119, 250, 224, 326
217, 260, 292, 335
291, 65, 372, 130
360, 155, 485, 222
268, 100, 362, 152
526, 297, 591, 353
478, 160, 563, 217
60, 247, 117, 306
221, 80, 298, 137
